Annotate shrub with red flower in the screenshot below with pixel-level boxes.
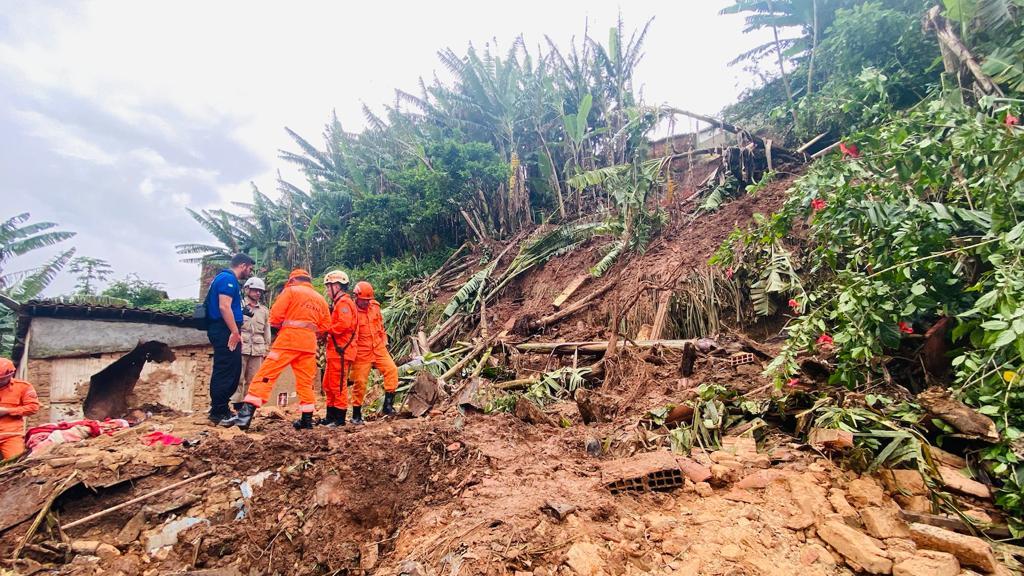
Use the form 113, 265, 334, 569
725, 267, 734, 279
898, 321, 913, 334
787, 378, 800, 388
816, 333, 834, 349
811, 198, 826, 212
839, 142, 860, 158
1006, 113, 1020, 127
788, 298, 800, 313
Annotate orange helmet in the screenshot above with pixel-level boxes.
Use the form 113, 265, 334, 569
288, 269, 311, 281
0, 358, 14, 377
353, 281, 374, 300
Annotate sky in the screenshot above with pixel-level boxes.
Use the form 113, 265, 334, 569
2, 0, 772, 299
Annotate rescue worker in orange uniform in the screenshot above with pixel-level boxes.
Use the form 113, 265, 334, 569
349, 281, 400, 420
0, 358, 40, 460
320, 270, 358, 427
222, 269, 330, 430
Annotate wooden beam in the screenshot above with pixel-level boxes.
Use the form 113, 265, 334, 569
649, 291, 673, 340
516, 339, 698, 355
64, 471, 214, 530
552, 274, 590, 310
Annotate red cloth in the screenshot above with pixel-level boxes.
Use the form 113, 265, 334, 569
141, 431, 183, 446
25, 418, 129, 454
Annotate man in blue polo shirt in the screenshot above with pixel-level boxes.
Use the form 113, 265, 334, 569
206, 253, 255, 424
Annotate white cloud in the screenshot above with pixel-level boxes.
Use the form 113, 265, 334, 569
13, 109, 117, 165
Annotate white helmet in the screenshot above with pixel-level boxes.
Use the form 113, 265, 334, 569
324, 270, 350, 285
244, 277, 266, 291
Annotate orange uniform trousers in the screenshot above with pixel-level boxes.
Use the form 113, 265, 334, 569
348, 348, 399, 406
0, 434, 25, 460
322, 356, 354, 409
244, 349, 318, 413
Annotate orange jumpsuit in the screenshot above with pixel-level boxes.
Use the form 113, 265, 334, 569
322, 293, 358, 409
349, 299, 399, 405
0, 378, 40, 460
244, 281, 330, 414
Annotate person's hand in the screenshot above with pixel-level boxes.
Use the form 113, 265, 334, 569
228, 332, 241, 351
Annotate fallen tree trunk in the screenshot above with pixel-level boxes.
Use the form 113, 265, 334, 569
552, 274, 590, 310
516, 339, 698, 355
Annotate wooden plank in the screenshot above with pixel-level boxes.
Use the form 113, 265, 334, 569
649, 291, 673, 340
552, 274, 589, 310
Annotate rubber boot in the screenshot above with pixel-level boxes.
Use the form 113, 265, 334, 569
221, 402, 256, 430
382, 392, 396, 416
318, 406, 338, 426
325, 406, 346, 428
351, 405, 364, 426
293, 412, 315, 430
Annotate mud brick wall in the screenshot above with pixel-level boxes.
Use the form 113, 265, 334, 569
22, 345, 214, 427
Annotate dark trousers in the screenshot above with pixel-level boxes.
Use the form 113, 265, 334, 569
207, 321, 242, 416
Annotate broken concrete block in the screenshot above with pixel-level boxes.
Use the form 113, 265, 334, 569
808, 428, 855, 451
694, 482, 713, 498
861, 506, 911, 539
602, 451, 698, 494
736, 469, 789, 490
907, 522, 998, 573
146, 517, 208, 552
893, 550, 960, 576
817, 520, 893, 575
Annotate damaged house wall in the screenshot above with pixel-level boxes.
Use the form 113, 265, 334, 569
19, 316, 215, 425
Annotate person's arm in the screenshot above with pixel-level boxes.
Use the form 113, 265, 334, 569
7, 384, 40, 417
268, 289, 291, 328
262, 308, 272, 348
219, 294, 242, 351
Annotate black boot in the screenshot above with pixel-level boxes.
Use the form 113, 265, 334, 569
383, 392, 396, 416
351, 405, 364, 425
318, 406, 338, 426
221, 402, 256, 430
293, 412, 315, 430
328, 408, 346, 428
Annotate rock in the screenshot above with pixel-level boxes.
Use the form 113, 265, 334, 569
576, 389, 612, 424
677, 558, 702, 574
116, 510, 147, 547
314, 475, 346, 506
737, 469, 789, 490
723, 488, 762, 504
710, 464, 739, 486
880, 469, 928, 496
749, 453, 772, 469
886, 538, 918, 564
71, 540, 101, 555
694, 482, 714, 498
643, 513, 677, 534
96, 543, 121, 561
788, 475, 832, 525
907, 523, 998, 573
897, 495, 934, 514
846, 477, 886, 508
661, 529, 688, 556
817, 520, 893, 575
937, 465, 992, 499
828, 489, 859, 519
710, 451, 738, 464
808, 428, 855, 451
720, 544, 743, 560
678, 458, 712, 484
360, 543, 379, 571
399, 560, 430, 576
893, 550, 960, 576
800, 544, 837, 566
861, 507, 911, 539
542, 500, 578, 522
514, 397, 553, 426
565, 542, 604, 576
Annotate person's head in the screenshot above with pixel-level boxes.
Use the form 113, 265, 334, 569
323, 270, 350, 301
288, 269, 312, 286
353, 281, 374, 310
0, 358, 15, 388
243, 277, 266, 302
230, 253, 256, 281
